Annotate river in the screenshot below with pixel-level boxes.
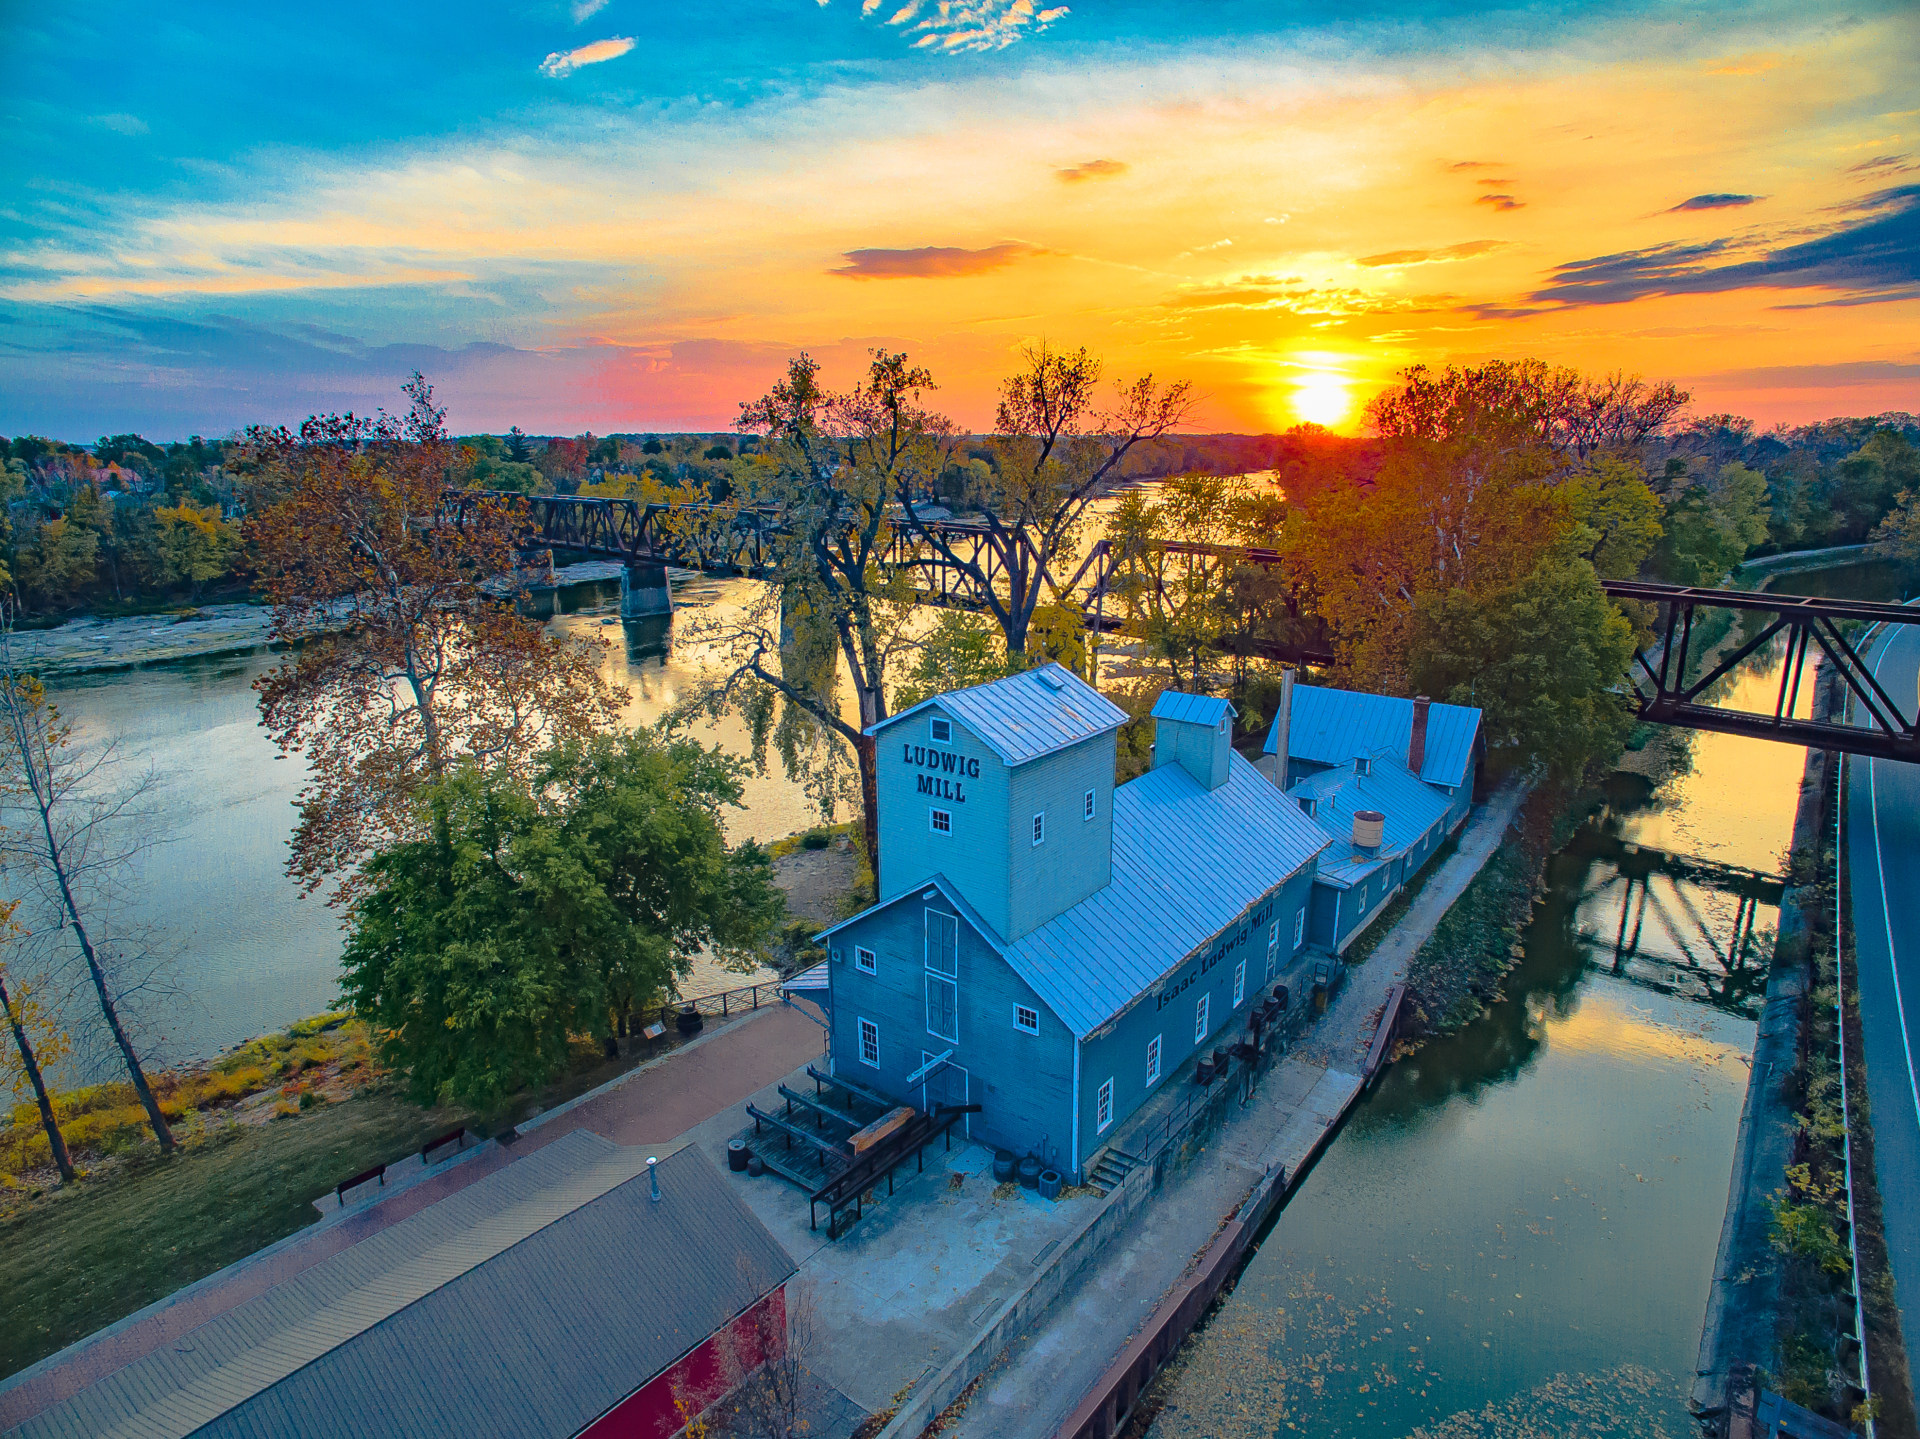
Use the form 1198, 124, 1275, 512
37, 573, 822, 1067
1138, 606, 1882, 1436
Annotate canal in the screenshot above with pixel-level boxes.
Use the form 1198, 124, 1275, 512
1140, 646, 1822, 1437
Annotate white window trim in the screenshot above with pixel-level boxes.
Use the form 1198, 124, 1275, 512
930, 806, 952, 834
1146, 1034, 1162, 1087
858, 1017, 880, 1068
1194, 994, 1210, 1043
855, 945, 877, 974
926, 973, 959, 1043
1083, 788, 1096, 821
1031, 811, 1046, 846
1013, 1004, 1040, 1035
1233, 957, 1247, 1007
1096, 1077, 1114, 1133
1293, 906, 1306, 948
929, 716, 952, 745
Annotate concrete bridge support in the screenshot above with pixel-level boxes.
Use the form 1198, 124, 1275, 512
619, 561, 673, 619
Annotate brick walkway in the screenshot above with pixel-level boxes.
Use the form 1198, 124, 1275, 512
0, 1002, 827, 1431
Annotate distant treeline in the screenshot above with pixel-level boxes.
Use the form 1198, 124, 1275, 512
1, 411, 1913, 618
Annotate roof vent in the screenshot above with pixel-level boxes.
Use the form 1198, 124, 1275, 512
1352, 810, 1385, 851
1036, 668, 1067, 691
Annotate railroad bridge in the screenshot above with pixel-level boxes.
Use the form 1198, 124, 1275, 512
442, 489, 1919, 761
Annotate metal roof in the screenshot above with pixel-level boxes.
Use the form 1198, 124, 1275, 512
872, 663, 1126, 768
1006, 751, 1330, 1038
15, 1137, 794, 1439
1149, 692, 1235, 727
815, 873, 1008, 956
1289, 755, 1454, 887
1263, 684, 1481, 789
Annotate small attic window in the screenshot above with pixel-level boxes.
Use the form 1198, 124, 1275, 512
1298, 796, 1316, 819
1355, 756, 1372, 777
929, 716, 951, 745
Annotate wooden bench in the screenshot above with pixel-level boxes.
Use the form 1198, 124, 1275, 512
335, 1163, 387, 1204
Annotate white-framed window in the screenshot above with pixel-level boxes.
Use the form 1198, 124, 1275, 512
930, 807, 952, 834
1266, 921, 1279, 980
1194, 994, 1210, 1043
1233, 957, 1247, 1007
1013, 1004, 1040, 1035
929, 716, 952, 745
858, 1018, 880, 1068
1298, 796, 1316, 819
1146, 1034, 1162, 1087
925, 909, 960, 1043
855, 945, 877, 975
1084, 788, 1096, 821
1031, 811, 1046, 846
1096, 1078, 1114, 1133
1293, 907, 1306, 948
1356, 756, 1372, 777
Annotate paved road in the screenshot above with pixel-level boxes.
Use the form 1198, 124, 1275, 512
1844, 618, 1920, 1394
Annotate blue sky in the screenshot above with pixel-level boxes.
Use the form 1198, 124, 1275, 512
2, 0, 1916, 437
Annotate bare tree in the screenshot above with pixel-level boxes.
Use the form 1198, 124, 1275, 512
674, 1279, 826, 1439
897, 341, 1193, 662
0, 623, 175, 1152
0, 902, 75, 1183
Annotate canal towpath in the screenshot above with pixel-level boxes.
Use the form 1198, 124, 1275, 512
932, 780, 1529, 1439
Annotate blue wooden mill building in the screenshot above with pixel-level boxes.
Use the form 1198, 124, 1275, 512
815, 665, 1329, 1185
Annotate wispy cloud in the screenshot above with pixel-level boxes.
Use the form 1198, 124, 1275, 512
832, 241, 1044, 277
1476, 193, 1524, 211
572, 0, 610, 19
1669, 193, 1761, 211
1356, 240, 1509, 267
857, 0, 1070, 54
1510, 185, 1920, 311
539, 35, 634, 77
1849, 154, 1917, 178
91, 114, 149, 136
1449, 160, 1504, 171
1056, 158, 1127, 183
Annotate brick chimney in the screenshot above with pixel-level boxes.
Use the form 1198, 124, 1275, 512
1409, 696, 1431, 777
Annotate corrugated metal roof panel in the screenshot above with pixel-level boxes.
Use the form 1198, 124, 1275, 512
1290, 756, 1453, 885
1006, 752, 1329, 1038
17, 1140, 793, 1439
1263, 684, 1480, 789
1149, 692, 1235, 727
872, 663, 1126, 768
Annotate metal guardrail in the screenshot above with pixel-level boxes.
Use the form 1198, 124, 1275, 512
1835, 755, 1875, 1436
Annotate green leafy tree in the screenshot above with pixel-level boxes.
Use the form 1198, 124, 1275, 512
340, 730, 783, 1106
1870, 487, 1920, 571
1649, 461, 1770, 585
1560, 455, 1663, 578
1409, 551, 1636, 778
505, 426, 533, 464
153, 502, 241, 600
892, 611, 1013, 711
16, 516, 100, 610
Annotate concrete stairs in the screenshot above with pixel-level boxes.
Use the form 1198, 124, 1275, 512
1087, 1147, 1144, 1195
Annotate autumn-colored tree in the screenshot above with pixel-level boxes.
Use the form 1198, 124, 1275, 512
896, 343, 1191, 663
1871, 486, 1920, 571
241, 374, 625, 893
682, 352, 945, 876
0, 899, 75, 1183
153, 501, 241, 599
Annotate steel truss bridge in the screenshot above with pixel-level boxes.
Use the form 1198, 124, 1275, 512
440, 489, 1336, 665
1574, 832, 1784, 1014
441, 494, 1914, 759
1601, 580, 1920, 764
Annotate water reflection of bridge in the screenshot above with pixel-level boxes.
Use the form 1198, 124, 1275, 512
1571, 833, 1783, 1016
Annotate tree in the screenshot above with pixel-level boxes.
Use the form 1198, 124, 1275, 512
1648, 461, 1771, 585
0, 626, 175, 1152
1371, 360, 1687, 465
505, 426, 533, 464
153, 502, 241, 600
339, 730, 783, 1106
891, 611, 1013, 711
0, 902, 75, 1183
1560, 454, 1664, 578
1408, 551, 1637, 777
15, 515, 100, 610
677, 1278, 824, 1439
683, 352, 945, 876
241, 373, 625, 893
1870, 487, 1920, 570
897, 342, 1192, 662
1109, 474, 1255, 690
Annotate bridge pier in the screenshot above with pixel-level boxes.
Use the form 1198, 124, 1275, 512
620, 561, 673, 619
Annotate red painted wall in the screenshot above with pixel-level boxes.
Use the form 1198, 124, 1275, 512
576, 1285, 788, 1439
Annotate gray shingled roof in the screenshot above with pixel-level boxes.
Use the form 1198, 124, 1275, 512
872, 663, 1126, 768
13, 1135, 794, 1439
